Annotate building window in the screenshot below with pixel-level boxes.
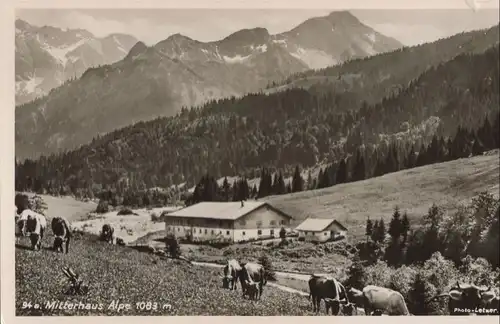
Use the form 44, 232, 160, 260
256, 221, 262, 227
279, 220, 286, 225
205, 229, 207, 234
242, 231, 246, 236
324, 232, 328, 236
270, 229, 274, 235
257, 230, 262, 235
226, 231, 230, 235
239, 220, 246, 226
305, 232, 308, 235
219, 230, 222, 234
211, 230, 214, 234
177, 228, 180, 232
199, 229, 202, 234
270, 220, 276, 226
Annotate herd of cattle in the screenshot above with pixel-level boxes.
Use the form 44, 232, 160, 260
14, 208, 117, 253
14, 207, 500, 316
221, 259, 500, 316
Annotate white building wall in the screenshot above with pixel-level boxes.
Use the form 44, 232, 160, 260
233, 228, 281, 243
298, 230, 331, 242
165, 224, 234, 242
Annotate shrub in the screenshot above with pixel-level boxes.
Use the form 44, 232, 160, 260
388, 265, 417, 299
408, 271, 439, 315
15, 193, 29, 213
279, 227, 286, 239
365, 260, 392, 288
150, 212, 160, 222
96, 199, 109, 214
165, 233, 181, 259
345, 258, 367, 289
259, 254, 277, 282
298, 237, 305, 242
459, 256, 499, 287
117, 208, 136, 216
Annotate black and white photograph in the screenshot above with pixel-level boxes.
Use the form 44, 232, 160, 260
5, 0, 500, 317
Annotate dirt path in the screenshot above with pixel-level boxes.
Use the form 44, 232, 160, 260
191, 261, 312, 281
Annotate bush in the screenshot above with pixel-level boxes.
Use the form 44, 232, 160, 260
279, 227, 286, 239
388, 265, 417, 299
365, 260, 392, 288
150, 212, 160, 222
298, 237, 305, 242
459, 256, 500, 287
259, 254, 277, 282
165, 233, 181, 259
345, 258, 367, 289
96, 199, 109, 214
408, 271, 438, 315
117, 208, 136, 216
15, 193, 29, 213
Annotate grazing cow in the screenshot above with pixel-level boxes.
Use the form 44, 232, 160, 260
308, 274, 349, 315
243, 282, 260, 300
222, 259, 242, 290
347, 285, 410, 316
239, 262, 266, 300
429, 282, 499, 315
51, 217, 72, 254
100, 224, 115, 244
19, 209, 46, 251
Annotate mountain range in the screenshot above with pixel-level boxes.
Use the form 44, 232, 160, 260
15, 11, 403, 160
15, 19, 139, 105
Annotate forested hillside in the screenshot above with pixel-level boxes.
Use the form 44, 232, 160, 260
15, 44, 499, 202
266, 24, 499, 106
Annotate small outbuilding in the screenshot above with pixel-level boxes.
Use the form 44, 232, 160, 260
295, 218, 347, 243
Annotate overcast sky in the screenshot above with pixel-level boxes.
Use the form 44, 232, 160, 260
16, 8, 499, 46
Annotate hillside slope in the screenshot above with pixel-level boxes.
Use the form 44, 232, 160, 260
266, 150, 500, 239
265, 24, 500, 105
15, 19, 138, 105
15, 45, 500, 195
15, 11, 402, 160
15, 233, 313, 316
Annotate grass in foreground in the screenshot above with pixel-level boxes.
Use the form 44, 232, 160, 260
15, 233, 315, 316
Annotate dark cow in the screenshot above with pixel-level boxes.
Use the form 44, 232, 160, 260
238, 262, 267, 300
100, 224, 115, 244
51, 217, 72, 254
222, 259, 242, 290
429, 282, 499, 316
19, 209, 47, 251
347, 285, 410, 316
243, 282, 260, 300
308, 274, 349, 315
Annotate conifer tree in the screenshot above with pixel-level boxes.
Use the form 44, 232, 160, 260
336, 158, 347, 184
292, 165, 304, 193
401, 212, 410, 243
366, 217, 373, 239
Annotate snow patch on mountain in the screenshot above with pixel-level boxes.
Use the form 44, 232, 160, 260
223, 54, 251, 64
16, 76, 45, 96
290, 48, 337, 69
43, 39, 86, 66
113, 35, 128, 54
256, 44, 268, 53
367, 32, 376, 43
272, 39, 287, 45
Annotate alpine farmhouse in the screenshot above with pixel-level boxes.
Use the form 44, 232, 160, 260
295, 218, 347, 243
164, 201, 293, 243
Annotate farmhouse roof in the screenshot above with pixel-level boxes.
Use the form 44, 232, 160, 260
165, 201, 293, 221
295, 218, 347, 232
